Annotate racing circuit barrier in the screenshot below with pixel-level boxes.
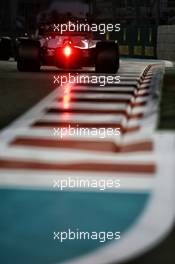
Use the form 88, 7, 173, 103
157, 25, 175, 60
109, 26, 157, 59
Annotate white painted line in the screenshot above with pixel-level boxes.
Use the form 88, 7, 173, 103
38, 113, 126, 124
57, 93, 134, 100
0, 145, 156, 164
0, 169, 154, 192
48, 101, 131, 111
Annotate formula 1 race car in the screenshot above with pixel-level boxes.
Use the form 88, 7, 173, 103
16, 22, 120, 73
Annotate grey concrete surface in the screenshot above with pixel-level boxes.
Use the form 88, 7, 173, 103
0, 60, 58, 129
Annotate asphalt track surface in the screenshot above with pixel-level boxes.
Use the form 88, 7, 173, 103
0, 59, 174, 264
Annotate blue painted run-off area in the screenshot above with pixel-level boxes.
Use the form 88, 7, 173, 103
0, 189, 150, 264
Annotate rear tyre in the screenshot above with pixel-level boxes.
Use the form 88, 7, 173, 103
17, 59, 40, 72
17, 42, 40, 72
0, 37, 12, 61
95, 41, 119, 74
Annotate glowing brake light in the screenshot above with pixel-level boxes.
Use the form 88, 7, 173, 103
63, 45, 72, 57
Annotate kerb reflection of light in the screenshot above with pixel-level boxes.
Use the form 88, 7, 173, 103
63, 83, 71, 110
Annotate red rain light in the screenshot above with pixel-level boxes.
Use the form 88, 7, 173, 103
63, 45, 72, 57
